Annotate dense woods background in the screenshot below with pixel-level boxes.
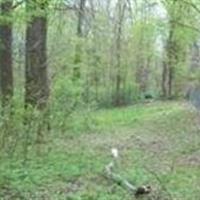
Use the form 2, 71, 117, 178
0, 0, 200, 199
1, 0, 200, 109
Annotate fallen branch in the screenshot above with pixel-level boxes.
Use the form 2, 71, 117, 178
105, 161, 136, 192
104, 148, 152, 197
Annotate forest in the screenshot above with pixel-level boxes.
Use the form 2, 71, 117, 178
0, 0, 200, 199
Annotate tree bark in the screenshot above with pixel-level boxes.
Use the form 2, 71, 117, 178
162, 61, 168, 98
73, 0, 86, 80
0, 0, 13, 106
162, 22, 177, 99
114, 0, 126, 106
25, 0, 49, 109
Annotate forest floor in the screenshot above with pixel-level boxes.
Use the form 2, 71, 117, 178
0, 101, 200, 200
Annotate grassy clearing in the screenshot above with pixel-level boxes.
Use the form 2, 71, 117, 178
0, 101, 200, 199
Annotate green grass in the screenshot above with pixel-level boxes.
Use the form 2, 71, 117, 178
0, 101, 200, 199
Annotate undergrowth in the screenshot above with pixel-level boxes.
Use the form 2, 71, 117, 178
0, 101, 200, 199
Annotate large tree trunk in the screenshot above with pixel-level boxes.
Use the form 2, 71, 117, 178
73, 0, 86, 80
25, 0, 49, 109
162, 23, 177, 99
114, 0, 126, 106
0, 0, 13, 106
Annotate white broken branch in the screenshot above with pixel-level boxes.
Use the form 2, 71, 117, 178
104, 148, 152, 197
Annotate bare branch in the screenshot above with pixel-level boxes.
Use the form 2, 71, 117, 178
181, 0, 200, 14
170, 20, 200, 33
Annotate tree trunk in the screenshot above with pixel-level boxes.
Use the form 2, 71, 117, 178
114, 0, 126, 106
73, 0, 86, 80
0, 0, 13, 106
161, 61, 168, 98
162, 23, 177, 99
25, 0, 49, 109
